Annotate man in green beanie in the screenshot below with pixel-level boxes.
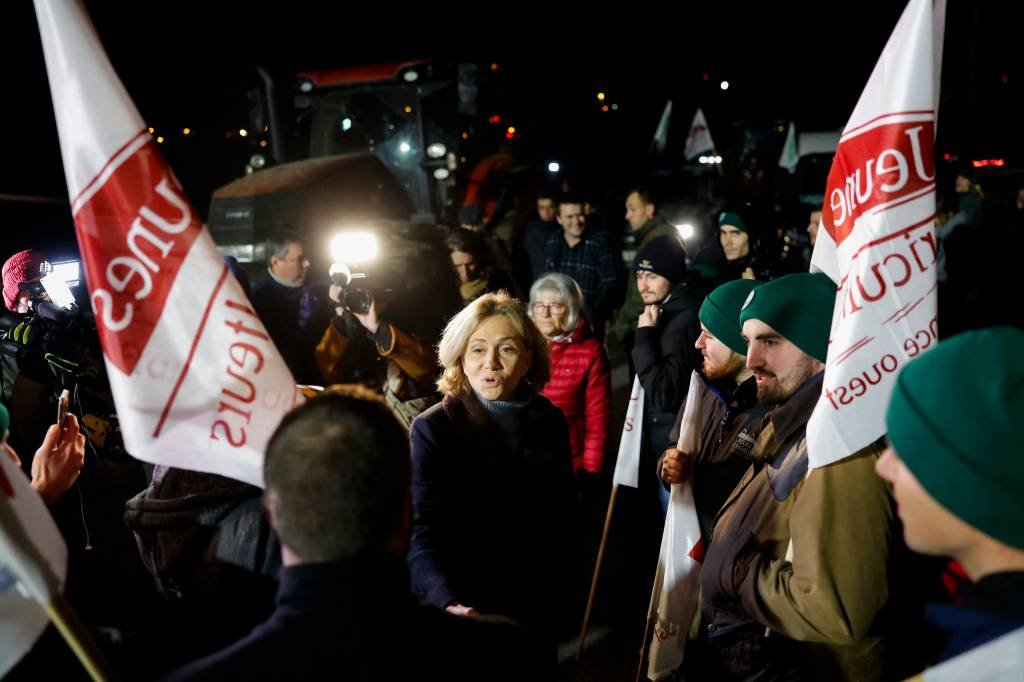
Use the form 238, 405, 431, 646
877, 326, 1024, 670
698, 272, 894, 680
717, 210, 757, 282
658, 279, 768, 540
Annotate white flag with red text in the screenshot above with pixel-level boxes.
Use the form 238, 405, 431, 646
647, 372, 704, 681
0, 453, 67, 677
807, 0, 944, 468
33, 0, 299, 487
612, 376, 644, 488
683, 108, 715, 161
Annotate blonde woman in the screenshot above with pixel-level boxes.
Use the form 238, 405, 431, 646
407, 292, 575, 670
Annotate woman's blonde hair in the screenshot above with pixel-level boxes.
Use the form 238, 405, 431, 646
436, 291, 551, 397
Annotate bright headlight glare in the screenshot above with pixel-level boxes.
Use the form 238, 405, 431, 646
330, 231, 379, 264
427, 143, 447, 158
676, 223, 695, 240
433, 168, 450, 180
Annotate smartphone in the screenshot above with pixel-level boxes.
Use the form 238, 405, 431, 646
57, 389, 70, 431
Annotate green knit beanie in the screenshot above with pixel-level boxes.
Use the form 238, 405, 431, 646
886, 326, 1024, 550
0, 401, 8, 441
700, 280, 760, 356
718, 211, 747, 233
738, 272, 835, 362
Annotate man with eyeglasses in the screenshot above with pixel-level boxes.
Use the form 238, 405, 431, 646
251, 230, 323, 383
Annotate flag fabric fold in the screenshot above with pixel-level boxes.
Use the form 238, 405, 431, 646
34, 0, 299, 487
0, 454, 67, 677
612, 376, 644, 488
650, 100, 672, 154
683, 108, 715, 161
778, 121, 799, 173
807, 0, 943, 468
646, 371, 703, 680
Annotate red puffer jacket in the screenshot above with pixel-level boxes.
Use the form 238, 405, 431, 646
541, 319, 611, 473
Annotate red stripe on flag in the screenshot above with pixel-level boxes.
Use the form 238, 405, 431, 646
73, 141, 204, 375
153, 264, 231, 438
70, 128, 149, 213
688, 537, 705, 563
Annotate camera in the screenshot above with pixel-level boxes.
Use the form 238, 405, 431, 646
329, 231, 390, 315
329, 262, 372, 314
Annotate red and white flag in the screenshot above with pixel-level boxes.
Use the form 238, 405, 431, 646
33, 0, 298, 487
683, 108, 715, 162
808, 0, 945, 468
646, 372, 703, 681
0, 454, 67, 677
612, 376, 644, 488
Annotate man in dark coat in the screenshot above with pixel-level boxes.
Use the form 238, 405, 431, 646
515, 190, 560, 287
163, 386, 530, 681
631, 234, 704, 508
611, 187, 680, 351
250, 230, 325, 384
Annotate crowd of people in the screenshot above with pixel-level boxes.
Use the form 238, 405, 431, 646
1, 166, 1022, 681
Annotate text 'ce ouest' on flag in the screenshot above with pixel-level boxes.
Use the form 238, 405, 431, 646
807, 0, 945, 468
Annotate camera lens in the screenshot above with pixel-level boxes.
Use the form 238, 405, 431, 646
342, 290, 370, 314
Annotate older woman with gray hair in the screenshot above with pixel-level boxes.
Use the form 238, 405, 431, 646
407, 291, 575, 670
528, 274, 611, 478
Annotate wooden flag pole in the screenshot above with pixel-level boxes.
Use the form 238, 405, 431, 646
43, 594, 117, 682
576, 483, 620, 659
635, 610, 655, 682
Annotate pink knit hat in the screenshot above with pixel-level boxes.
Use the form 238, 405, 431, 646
2, 250, 45, 312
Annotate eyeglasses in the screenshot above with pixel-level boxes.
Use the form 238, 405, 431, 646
531, 302, 566, 314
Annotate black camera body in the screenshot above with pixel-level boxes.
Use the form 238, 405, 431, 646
341, 288, 371, 315
329, 262, 390, 314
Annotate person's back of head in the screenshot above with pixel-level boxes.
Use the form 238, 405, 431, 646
881, 327, 1024, 575
264, 385, 410, 563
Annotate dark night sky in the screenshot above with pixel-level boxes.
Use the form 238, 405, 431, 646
1, 1, 1021, 253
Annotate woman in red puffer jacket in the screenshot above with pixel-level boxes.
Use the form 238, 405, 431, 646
529, 273, 611, 475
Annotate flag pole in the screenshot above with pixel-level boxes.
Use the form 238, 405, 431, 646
634, 543, 666, 682
42, 595, 117, 681
576, 483, 619, 659
635, 609, 655, 682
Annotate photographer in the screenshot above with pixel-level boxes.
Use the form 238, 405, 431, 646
2, 249, 56, 456
316, 275, 437, 427
2, 248, 152, 645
